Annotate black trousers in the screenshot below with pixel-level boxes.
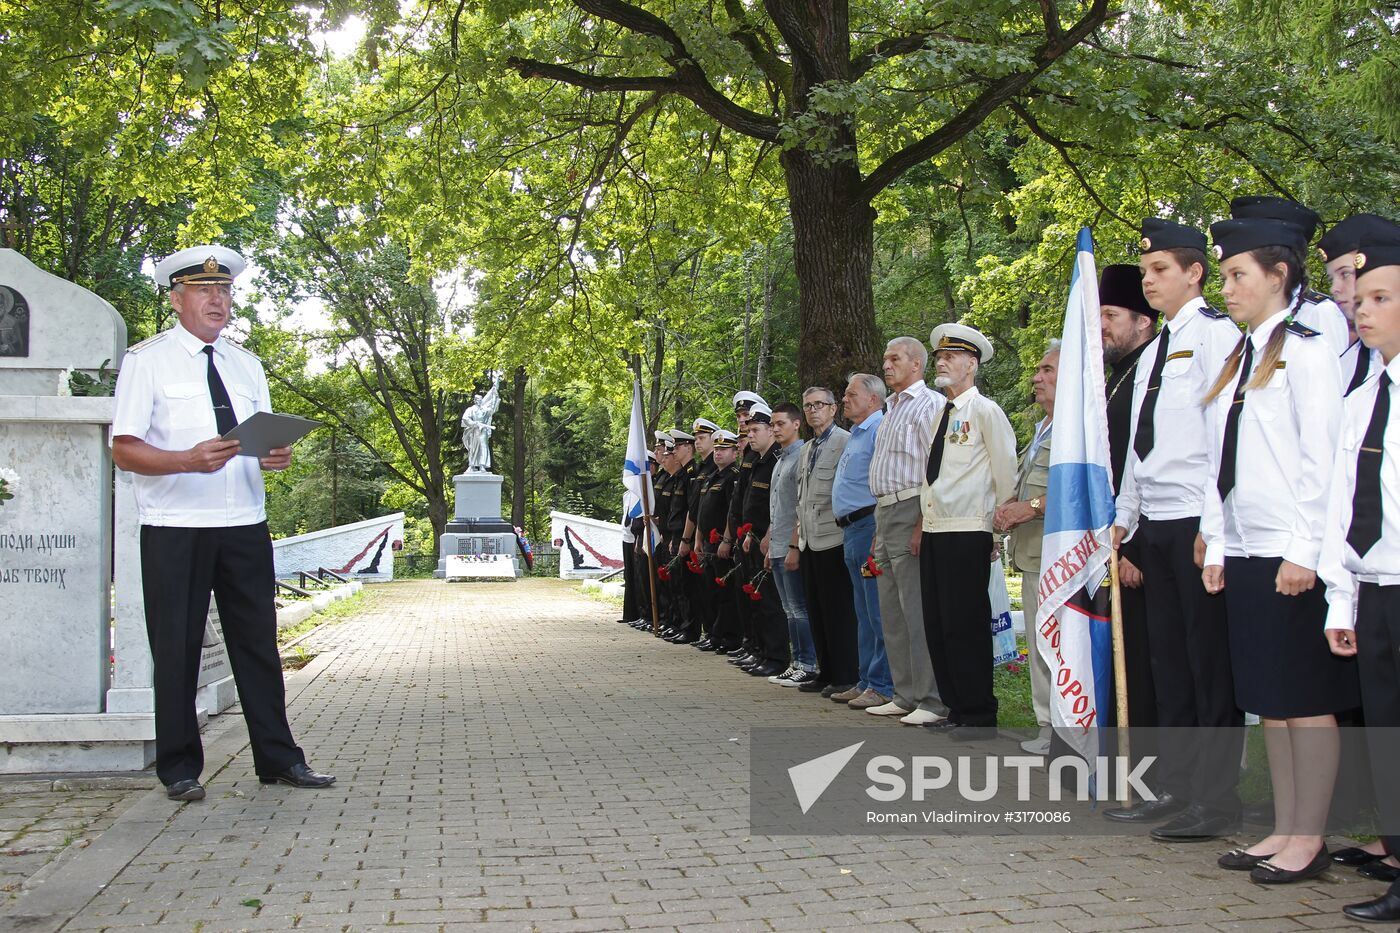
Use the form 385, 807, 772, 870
654, 540, 674, 626
742, 545, 788, 663
920, 531, 997, 726
802, 544, 859, 687
1358, 583, 1400, 869
622, 543, 639, 622
140, 523, 304, 785
707, 552, 740, 647
1136, 516, 1241, 814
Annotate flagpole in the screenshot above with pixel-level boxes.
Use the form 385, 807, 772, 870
640, 458, 661, 636
1108, 548, 1131, 806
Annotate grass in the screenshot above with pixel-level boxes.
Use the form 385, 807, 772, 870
275, 589, 371, 648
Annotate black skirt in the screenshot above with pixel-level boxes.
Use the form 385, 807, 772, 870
1224, 556, 1361, 719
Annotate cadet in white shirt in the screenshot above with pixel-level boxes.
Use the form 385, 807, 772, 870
1318, 221, 1400, 923
1231, 196, 1351, 356
1108, 219, 1244, 838
1200, 218, 1358, 884
111, 246, 335, 801
916, 324, 1016, 741
1317, 214, 1390, 395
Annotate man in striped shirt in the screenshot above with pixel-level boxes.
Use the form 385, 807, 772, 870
866, 337, 949, 724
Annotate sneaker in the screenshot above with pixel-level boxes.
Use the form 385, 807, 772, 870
899, 708, 943, 726
866, 700, 914, 717
767, 666, 799, 684
780, 670, 819, 687
848, 689, 891, 710
830, 686, 864, 703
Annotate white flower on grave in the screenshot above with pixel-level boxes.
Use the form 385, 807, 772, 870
0, 467, 17, 507
56, 368, 73, 396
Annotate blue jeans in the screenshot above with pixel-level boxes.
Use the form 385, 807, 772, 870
770, 559, 817, 673
842, 514, 892, 696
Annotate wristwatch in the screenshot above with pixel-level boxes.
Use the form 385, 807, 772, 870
1030, 496, 1044, 516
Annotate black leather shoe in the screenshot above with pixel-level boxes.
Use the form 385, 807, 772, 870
922, 718, 959, 732
1150, 804, 1240, 842
1249, 846, 1330, 884
1103, 793, 1187, 824
1342, 890, 1400, 923
1218, 847, 1275, 871
166, 779, 205, 801
1360, 861, 1400, 883
1333, 846, 1386, 867
694, 638, 713, 650
821, 684, 852, 698
259, 763, 336, 788
748, 661, 784, 677
798, 680, 830, 693
726, 646, 748, 657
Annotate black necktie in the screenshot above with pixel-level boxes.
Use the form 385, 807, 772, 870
1215, 339, 1255, 502
1346, 344, 1372, 397
203, 345, 238, 435
926, 401, 954, 484
1132, 328, 1171, 461
1347, 371, 1390, 557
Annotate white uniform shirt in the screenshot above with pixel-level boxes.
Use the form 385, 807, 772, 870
869, 379, 943, 496
1319, 356, 1400, 631
111, 322, 271, 527
919, 386, 1017, 533
1115, 299, 1242, 533
1200, 308, 1343, 568
1293, 290, 1350, 357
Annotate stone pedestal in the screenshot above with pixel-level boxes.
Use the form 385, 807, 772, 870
436, 471, 519, 579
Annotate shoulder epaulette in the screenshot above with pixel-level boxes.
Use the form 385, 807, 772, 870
124, 331, 171, 354
1302, 289, 1328, 305
1198, 304, 1229, 320
1285, 319, 1320, 338
221, 338, 259, 359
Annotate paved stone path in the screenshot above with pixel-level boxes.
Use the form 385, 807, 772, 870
1, 579, 1385, 931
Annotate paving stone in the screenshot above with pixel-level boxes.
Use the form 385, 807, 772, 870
1, 580, 1389, 932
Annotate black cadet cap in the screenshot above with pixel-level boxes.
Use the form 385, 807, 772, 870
1316, 213, 1395, 263
1209, 217, 1308, 262
1099, 264, 1155, 318
1140, 218, 1207, 254
1354, 217, 1400, 281
1230, 196, 1321, 242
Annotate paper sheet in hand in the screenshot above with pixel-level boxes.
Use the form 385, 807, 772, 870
221, 411, 322, 457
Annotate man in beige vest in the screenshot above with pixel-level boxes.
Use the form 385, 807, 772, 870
994, 343, 1059, 754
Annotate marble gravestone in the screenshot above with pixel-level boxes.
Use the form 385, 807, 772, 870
0, 250, 219, 772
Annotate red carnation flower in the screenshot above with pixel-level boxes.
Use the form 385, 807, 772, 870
741, 583, 754, 594
657, 566, 671, 581
749, 591, 762, 601
714, 576, 726, 587
709, 529, 721, 544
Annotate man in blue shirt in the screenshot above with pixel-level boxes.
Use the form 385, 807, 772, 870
830, 373, 894, 705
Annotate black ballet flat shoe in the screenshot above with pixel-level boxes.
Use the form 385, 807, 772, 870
1249, 846, 1330, 885
1332, 846, 1386, 867
1218, 848, 1275, 871
1358, 860, 1400, 883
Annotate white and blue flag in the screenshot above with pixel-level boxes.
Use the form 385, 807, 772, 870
622, 379, 655, 552
1034, 227, 1116, 766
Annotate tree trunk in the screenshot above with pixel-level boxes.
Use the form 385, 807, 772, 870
648, 322, 665, 431
782, 148, 881, 396
511, 366, 527, 530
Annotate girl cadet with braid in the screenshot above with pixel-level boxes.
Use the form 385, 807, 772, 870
1199, 217, 1360, 884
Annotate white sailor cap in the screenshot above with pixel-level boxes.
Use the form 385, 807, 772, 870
712, 429, 739, 448
732, 390, 767, 411
692, 417, 720, 435
154, 245, 246, 288
930, 322, 994, 362
747, 402, 773, 424
669, 428, 696, 443
653, 430, 674, 449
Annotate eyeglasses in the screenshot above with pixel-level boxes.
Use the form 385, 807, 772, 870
802, 401, 835, 411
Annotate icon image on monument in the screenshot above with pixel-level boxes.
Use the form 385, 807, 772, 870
0, 285, 30, 357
